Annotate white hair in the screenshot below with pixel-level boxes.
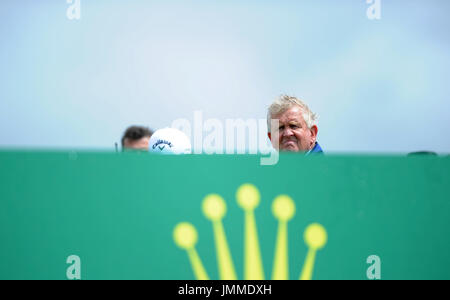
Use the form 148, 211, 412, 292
267, 95, 318, 132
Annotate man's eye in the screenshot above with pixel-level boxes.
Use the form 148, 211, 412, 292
290, 125, 299, 129
279, 126, 285, 130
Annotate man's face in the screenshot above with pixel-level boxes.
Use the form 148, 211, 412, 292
268, 106, 318, 152
123, 137, 150, 151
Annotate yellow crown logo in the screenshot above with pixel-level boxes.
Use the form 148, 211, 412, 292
173, 184, 327, 280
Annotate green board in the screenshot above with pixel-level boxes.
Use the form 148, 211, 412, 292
0, 151, 449, 280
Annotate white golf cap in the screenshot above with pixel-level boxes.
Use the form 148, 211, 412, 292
148, 128, 192, 155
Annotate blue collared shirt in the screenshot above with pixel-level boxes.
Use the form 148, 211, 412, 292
307, 142, 324, 155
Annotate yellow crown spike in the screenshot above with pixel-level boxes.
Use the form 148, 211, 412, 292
236, 184, 265, 280
173, 223, 210, 280
299, 223, 327, 280
271, 195, 296, 280
202, 194, 238, 280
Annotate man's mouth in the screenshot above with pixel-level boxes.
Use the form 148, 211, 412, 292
282, 140, 297, 148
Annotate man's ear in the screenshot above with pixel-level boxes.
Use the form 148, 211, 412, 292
268, 132, 272, 141
310, 125, 318, 142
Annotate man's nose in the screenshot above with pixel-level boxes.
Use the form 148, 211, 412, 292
282, 127, 294, 137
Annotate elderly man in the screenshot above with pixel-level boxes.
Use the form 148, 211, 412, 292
267, 95, 323, 154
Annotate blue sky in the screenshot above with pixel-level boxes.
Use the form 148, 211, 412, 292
0, 0, 449, 153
